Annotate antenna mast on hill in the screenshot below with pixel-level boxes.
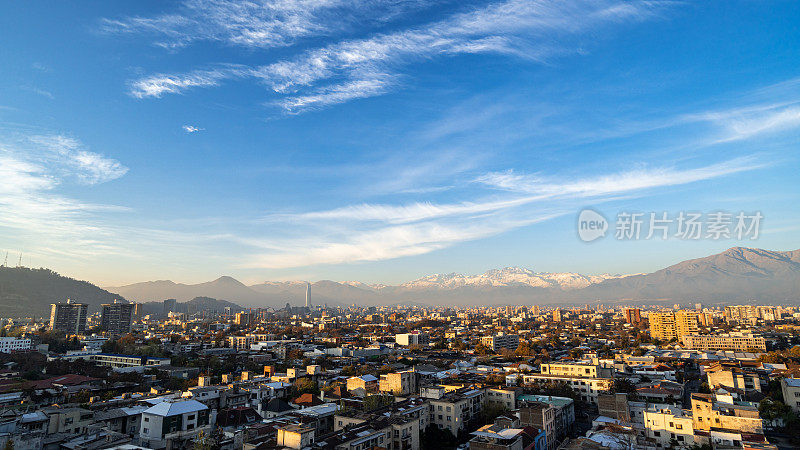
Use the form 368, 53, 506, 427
2, 252, 7, 267
17, 253, 22, 267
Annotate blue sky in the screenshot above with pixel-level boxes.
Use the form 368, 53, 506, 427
0, 0, 799, 286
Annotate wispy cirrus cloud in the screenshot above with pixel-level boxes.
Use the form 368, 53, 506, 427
245, 212, 564, 268
25, 135, 129, 184
476, 156, 767, 196
277, 72, 399, 113
0, 133, 130, 259
125, 0, 668, 112
101, 0, 441, 50
21, 86, 55, 99
244, 156, 765, 268
687, 104, 800, 144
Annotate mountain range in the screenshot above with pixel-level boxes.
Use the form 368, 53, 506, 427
2, 247, 796, 318
106, 247, 800, 308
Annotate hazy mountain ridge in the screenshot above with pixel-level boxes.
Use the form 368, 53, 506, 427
103, 247, 800, 307
579, 247, 800, 303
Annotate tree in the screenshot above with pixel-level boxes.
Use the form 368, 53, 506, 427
363, 394, 394, 411
499, 347, 516, 360
4, 439, 15, 450
420, 424, 456, 450
479, 403, 509, 424
759, 398, 790, 422
612, 378, 636, 394
569, 348, 584, 359
293, 378, 319, 396
515, 341, 533, 356
485, 374, 506, 385
192, 431, 218, 450
474, 343, 492, 355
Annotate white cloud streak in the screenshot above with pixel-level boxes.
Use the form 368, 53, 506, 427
246, 156, 765, 268
0, 134, 129, 259
476, 156, 766, 197
101, 0, 438, 49
182, 125, 204, 133
127, 0, 666, 111
689, 104, 800, 144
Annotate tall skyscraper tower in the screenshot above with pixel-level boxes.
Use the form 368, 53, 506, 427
101, 299, 135, 335
49, 299, 88, 334
305, 282, 311, 308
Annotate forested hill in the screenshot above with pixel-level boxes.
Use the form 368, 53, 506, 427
0, 267, 125, 318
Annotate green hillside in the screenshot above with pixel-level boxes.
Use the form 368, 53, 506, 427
0, 267, 125, 318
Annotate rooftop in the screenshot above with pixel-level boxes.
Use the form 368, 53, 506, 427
143, 399, 208, 417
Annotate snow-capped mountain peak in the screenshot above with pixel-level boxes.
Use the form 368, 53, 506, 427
399, 267, 629, 290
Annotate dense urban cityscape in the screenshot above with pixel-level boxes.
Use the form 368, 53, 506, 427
1, 281, 800, 450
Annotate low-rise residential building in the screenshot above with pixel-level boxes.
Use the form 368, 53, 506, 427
642, 405, 695, 448
139, 399, 211, 449
780, 377, 800, 413
521, 373, 612, 405
704, 361, 766, 393
470, 424, 524, 450
346, 374, 378, 395
276, 424, 315, 449
482, 333, 520, 351
485, 387, 519, 411
539, 362, 613, 379
518, 401, 556, 450
0, 337, 32, 353
425, 386, 485, 436
227, 335, 255, 350
690, 393, 763, 434
379, 369, 417, 396
395, 332, 429, 346
42, 407, 94, 435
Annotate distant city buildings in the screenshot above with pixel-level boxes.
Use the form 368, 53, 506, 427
162, 298, 177, 315
49, 299, 88, 334
623, 307, 642, 325
725, 305, 779, 323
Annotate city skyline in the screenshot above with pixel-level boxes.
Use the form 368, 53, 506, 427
1, 1, 799, 287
